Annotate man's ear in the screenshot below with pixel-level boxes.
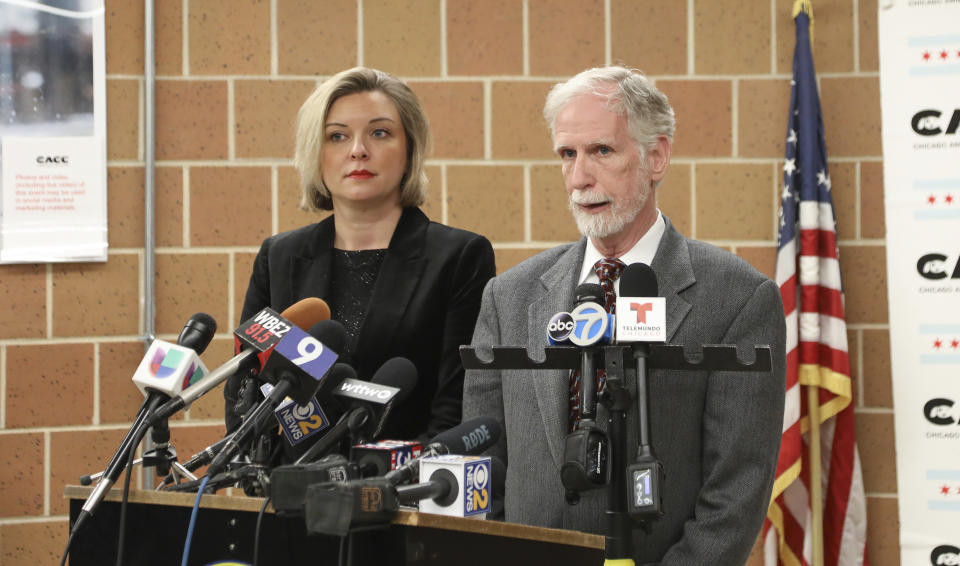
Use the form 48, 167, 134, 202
646, 136, 672, 183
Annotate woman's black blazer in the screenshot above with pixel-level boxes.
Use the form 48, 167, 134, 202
225, 207, 496, 441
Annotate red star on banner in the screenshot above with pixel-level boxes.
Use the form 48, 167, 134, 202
933, 338, 943, 349
946, 194, 954, 204
941, 50, 949, 60
923, 51, 931, 61
928, 194, 937, 204
943, 485, 951, 495
951, 339, 959, 349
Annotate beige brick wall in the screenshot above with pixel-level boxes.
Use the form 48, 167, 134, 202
0, 1, 896, 564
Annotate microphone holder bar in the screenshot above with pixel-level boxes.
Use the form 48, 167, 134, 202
460, 344, 772, 372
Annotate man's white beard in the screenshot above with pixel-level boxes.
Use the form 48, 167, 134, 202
568, 188, 648, 240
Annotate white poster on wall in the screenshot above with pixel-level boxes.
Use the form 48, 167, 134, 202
0, 0, 107, 263
879, 1, 960, 564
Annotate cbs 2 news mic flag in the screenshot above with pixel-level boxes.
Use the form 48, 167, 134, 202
132, 340, 209, 398
419, 455, 492, 518
261, 382, 331, 446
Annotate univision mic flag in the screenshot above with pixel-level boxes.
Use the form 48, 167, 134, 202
132, 340, 208, 398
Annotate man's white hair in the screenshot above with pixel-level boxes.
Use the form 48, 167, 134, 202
543, 66, 675, 156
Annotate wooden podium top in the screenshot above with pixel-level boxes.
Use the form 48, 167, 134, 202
65, 485, 604, 550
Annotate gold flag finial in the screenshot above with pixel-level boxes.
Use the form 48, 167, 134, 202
792, 0, 814, 44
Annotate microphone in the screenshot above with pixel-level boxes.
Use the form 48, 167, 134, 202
383, 416, 502, 486
293, 357, 418, 465
176, 312, 217, 355
616, 263, 665, 342
304, 455, 500, 536
205, 320, 346, 477
350, 440, 423, 478
148, 298, 331, 425
269, 454, 362, 516
562, 284, 611, 499
617, 263, 666, 522
402, 455, 494, 518
73, 313, 217, 535
569, 283, 613, 347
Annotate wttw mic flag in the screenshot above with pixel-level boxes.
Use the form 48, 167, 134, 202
764, 3, 868, 566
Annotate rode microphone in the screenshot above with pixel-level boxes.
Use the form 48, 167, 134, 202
148, 298, 331, 425
383, 416, 502, 486
617, 262, 665, 523
73, 313, 217, 536
205, 320, 346, 477
294, 357, 418, 465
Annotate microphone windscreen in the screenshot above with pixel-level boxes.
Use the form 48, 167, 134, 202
620, 262, 658, 297
369, 357, 418, 403
574, 283, 605, 305
308, 319, 348, 355
281, 297, 331, 331
177, 312, 217, 354
428, 416, 502, 455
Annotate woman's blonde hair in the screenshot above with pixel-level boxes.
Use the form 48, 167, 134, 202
295, 67, 430, 211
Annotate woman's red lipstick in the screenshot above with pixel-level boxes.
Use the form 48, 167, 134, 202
348, 169, 374, 179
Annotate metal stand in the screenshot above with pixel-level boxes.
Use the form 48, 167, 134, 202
81, 448, 198, 488
461, 343, 771, 563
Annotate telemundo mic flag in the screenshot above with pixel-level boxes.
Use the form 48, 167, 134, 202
764, 4, 868, 566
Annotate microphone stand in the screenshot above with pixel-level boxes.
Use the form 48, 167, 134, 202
460, 343, 772, 564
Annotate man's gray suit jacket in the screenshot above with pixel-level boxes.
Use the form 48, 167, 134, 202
463, 217, 786, 565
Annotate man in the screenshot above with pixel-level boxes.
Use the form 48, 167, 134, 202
462, 66, 786, 564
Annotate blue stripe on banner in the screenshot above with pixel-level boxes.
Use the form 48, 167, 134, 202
910, 65, 960, 77
926, 470, 960, 480
928, 501, 960, 511
919, 325, 960, 334
915, 210, 960, 220
914, 179, 960, 190
920, 354, 960, 364
908, 35, 960, 46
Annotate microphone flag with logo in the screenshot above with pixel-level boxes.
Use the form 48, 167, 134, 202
616, 262, 666, 343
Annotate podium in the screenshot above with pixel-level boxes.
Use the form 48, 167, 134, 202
66, 486, 603, 565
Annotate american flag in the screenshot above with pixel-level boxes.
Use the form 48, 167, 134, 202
764, 6, 869, 566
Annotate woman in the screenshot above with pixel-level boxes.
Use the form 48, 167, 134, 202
226, 67, 495, 445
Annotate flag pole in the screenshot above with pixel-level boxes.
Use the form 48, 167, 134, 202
791, 1, 823, 563
807, 383, 823, 566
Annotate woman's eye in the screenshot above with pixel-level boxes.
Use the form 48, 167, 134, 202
329, 132, 345, 142
372, 128, 389, 138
